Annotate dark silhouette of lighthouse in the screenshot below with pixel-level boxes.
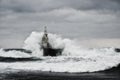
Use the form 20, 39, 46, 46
41, 26, 51, 49
41, 26, 63, 56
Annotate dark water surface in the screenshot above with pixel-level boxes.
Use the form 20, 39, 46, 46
1, 70, 120, 80
0, 49, 120, 80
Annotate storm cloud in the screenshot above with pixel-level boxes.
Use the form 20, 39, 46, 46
0, 0, 120, 12
0, 0, 120, 48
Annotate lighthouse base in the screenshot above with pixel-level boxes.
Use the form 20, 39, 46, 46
43, 48, 63, 56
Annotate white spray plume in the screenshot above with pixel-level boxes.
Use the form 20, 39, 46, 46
0, 32, 120, 73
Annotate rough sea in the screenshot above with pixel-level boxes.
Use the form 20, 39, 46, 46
0, 32, 120, 80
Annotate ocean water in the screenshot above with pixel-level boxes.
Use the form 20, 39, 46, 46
0, 32, 120, 74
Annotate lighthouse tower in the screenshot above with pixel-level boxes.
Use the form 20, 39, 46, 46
41, 26, 51, 48
41, 26, 63, 56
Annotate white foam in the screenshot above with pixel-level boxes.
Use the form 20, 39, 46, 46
0, 32, 120, 73
0, 53, 120, 73
23, 32, 65, 57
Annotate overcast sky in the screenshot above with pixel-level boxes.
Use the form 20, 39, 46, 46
0, 0, 120, 48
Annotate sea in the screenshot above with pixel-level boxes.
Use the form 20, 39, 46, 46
0, 32, 120, 80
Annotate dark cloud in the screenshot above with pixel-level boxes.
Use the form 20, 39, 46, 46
111, 0, 120, 3
0, 0, 120, 48
0, 0, 120, 13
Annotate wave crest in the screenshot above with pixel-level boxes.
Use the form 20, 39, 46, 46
0, 32, 120, 73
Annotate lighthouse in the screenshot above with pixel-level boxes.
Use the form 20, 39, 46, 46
41, 26, 63, 56
41, 26, 51, 49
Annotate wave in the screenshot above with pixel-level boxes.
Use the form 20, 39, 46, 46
0, 32, 120, 73
3, 48, 32, 54
102, 64, 120, 73
0, 49, 32, 58
0, 56, 41, 62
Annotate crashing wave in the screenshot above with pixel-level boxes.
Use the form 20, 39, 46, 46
0, 32, 120, 73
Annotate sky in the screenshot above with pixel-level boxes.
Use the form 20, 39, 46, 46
0, 0, 120, 48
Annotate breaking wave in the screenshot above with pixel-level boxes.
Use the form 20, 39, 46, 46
0, 31, 120, 73
0, 49, 31, 58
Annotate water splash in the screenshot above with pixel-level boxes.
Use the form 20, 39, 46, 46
0, 32, 120, 73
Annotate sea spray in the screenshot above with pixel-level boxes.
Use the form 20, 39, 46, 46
0, 32, 120, 73
23, 31, 84, 56
23, 32, 66, 57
